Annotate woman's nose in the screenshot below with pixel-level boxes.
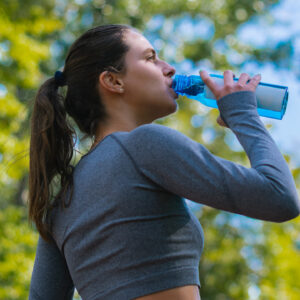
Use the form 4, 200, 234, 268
163, 62, 176, 78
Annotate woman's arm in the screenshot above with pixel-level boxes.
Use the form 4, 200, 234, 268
29, 235, 75, 300
114, 91, 300, 222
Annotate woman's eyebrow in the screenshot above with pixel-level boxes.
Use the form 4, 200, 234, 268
143, 48, 156, 55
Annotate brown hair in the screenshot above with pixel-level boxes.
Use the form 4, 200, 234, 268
28, 24, 132, 241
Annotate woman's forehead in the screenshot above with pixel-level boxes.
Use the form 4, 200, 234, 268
124, 30, 153, 56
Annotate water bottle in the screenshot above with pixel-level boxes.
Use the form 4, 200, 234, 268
172, 74, 289, 120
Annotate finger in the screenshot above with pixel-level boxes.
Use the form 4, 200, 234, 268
223, 70, 234, 86
200, 70, 218, 94
247, 74, 261, 90
238, 73, 250, 85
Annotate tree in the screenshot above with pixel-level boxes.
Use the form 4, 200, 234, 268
1, 0, 299, 299
0, 0, 63, 207
0, 206, 38, 300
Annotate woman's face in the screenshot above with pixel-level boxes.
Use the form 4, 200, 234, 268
121, 29, 178, 122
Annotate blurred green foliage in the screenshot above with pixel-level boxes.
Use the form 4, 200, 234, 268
257, 218, 300, 299
0, 0, 63, 206
0, 206, 38, 299
0, 0, 299, 299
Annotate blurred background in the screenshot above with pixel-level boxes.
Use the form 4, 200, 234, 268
0, 0, 300, 299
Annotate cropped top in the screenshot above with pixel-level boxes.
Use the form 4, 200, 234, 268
29, 91, 300, 300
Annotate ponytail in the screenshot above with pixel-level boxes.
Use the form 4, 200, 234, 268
28, 76, 76, 242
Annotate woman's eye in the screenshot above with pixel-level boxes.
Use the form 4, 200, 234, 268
147, 55, 155, 61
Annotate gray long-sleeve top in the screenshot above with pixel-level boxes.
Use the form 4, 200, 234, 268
29, 91, 300, 300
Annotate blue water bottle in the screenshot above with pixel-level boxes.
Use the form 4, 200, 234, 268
172, 74, 289, 120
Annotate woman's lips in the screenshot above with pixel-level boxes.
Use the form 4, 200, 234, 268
169, 87, 178, 99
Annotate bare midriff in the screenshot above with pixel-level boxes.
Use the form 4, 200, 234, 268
133, 285, 201, 300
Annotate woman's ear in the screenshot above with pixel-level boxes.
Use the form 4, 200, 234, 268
99, 71, 124, 94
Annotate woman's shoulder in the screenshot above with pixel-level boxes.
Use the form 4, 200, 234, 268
112, 123, 190, 149
128, 123, 173, 136
111, 123, 195, 162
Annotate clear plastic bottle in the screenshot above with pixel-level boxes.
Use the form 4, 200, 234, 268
172, 74, 289, 120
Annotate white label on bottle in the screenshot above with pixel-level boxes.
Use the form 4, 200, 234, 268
204, 77, 285, 111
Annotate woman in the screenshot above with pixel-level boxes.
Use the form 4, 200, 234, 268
28, 24, 300, 300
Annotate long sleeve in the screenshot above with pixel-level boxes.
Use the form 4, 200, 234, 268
116, 91, 300, 223
29, 235, 74, 300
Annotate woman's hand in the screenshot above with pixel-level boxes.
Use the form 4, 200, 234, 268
199, 69, 261, 128
199, 70, 261, 100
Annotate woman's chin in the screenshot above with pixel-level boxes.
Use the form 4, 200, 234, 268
166, 97, 178, 114
170, 93, 178, 108
171, 101, 178, 113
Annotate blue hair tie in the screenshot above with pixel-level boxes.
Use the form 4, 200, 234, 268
54, 70, 66, 87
